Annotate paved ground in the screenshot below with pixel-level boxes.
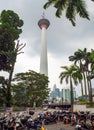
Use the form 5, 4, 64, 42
44, 122, 75, 130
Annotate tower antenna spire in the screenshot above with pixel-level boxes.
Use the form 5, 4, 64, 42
42, 12, 45, 18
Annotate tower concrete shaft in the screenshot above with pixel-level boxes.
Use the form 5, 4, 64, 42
38, 18, 50, 76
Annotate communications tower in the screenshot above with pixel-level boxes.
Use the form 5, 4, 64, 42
38, 14, 50, 76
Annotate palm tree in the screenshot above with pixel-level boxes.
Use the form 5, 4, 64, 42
59, 64, 82, 112
89, 49, 94, 80
87, 49, 94, 104
69, 48, 94, 103
83, 50, 92, 103
44, 0, 90, 26
69, 48, 88, 100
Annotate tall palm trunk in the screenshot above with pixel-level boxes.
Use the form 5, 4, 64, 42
70, 77, 74, 112
83, 72, 87, 100
86, 71, 90, 101
86, 70, 92, 104
80, 80, 84, 99
80, 61, 87, 100
89, 79, 93, 104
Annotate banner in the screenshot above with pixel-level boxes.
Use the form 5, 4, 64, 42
6, 107, 13, 113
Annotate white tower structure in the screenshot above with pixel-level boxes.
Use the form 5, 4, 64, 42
38, 15, 50, 76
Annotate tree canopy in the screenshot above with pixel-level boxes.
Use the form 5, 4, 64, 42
0, 10, 23, 71
0, 10, 25, 107
12, 70, 50, 107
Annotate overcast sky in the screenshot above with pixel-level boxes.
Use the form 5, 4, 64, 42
0, 0, 94, 96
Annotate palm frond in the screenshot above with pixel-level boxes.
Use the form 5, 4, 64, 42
66, 1, 76, 26
44, 1, 52, 9
75, 0, 90, 20
56, 8, 62, 18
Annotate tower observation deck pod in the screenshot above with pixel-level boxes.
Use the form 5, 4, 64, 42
38, 18, 50, 29
38, 16, 50, 76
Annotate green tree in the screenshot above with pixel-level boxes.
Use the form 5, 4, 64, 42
0, 10, 23, 70
12, 83, 28, 107
59, 64, 82, 112
44, 0, 91, 26
0, 76, 6, 106
86, 49, 94, 104
0, 10, 25, 107
89, 49, 94, 79
69, 48, 88, 99
69, 48, 94, 104
12, 70, 50, 107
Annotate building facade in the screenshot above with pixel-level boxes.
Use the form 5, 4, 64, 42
62, 88, 76, 103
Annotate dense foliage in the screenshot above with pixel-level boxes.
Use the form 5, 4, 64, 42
12, 70, 50, 107
0, 10, 23, 71
0, 10, 24, 107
